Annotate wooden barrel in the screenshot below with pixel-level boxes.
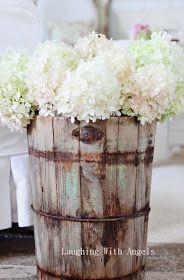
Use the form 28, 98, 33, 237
28, 116, 156, 280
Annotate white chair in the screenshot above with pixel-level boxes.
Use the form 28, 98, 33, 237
0, 0, 42, 230
37, 0, 98, 43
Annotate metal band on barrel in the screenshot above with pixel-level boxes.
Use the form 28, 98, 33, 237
31, 205, 150, 223
37, 264, 145, 279
29, 146, 154, 166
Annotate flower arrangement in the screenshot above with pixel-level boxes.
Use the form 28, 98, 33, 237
0, 31, 184, 131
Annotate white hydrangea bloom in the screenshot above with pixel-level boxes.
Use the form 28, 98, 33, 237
76, 32, 135, 84
130, 31, 184, 118
56, 58, 121, 123
130, 32, 172, 67
120, 64, 177, 124
75, 32, 114, 60
26, 41, 79, 116
97, 46, 135, 84
0, 49, 33, 131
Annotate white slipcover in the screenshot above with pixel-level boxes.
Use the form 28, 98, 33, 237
0, 0, 42, 230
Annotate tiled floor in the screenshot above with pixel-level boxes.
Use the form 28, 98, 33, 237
0, 238, 184, 279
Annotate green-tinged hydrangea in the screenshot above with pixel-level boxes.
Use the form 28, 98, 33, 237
126, 32, 184, 122
130, 32, 172, 67
0, 49, 34, 131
